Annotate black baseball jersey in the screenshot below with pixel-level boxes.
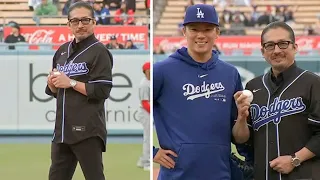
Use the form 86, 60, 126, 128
45, 34, 113, 152
245, 63, 320, 180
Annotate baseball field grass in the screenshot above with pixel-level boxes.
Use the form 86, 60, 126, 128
0, 143, 149, 180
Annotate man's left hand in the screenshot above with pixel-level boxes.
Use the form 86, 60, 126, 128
51, 72, 71, 88
269, 155, 294, 174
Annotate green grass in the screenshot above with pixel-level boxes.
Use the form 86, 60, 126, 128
0, 144, 149, 180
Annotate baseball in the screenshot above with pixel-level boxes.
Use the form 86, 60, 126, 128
53, 71, 61, 75
241, 90, 253, 103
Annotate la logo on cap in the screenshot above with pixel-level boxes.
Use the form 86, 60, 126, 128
196, 8, 204, 19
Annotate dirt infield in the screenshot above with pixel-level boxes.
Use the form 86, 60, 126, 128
153, 168, 159, 180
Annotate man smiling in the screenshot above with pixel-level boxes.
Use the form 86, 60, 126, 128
45, 2, 113, 180
153, 4, 251, 180
234, 21, 320, 180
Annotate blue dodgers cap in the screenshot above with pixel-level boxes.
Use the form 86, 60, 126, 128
183, 4, 219, 26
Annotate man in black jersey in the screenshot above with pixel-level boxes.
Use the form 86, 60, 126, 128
45, 2, 113, 180
233, 21, 320, 180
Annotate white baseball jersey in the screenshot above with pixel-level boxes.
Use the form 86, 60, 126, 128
138, 77, 150, 114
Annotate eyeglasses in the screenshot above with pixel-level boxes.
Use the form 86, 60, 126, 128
262, 41, 293, 51
68, 18, 93, 26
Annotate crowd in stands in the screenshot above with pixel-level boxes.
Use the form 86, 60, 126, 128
0, 0, 150, 49
28, 0, 149, 25
154, 0, 320, 54
177, 0, 320, 36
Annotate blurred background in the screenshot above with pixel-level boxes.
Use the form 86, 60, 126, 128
0, 0, 150, 179
153, 0, 320, 178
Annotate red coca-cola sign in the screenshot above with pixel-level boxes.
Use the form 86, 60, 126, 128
25, 29, 55, 44
4, 26, 149, 49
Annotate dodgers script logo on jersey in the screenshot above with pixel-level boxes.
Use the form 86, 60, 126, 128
56, 62, 89, 76
250, 97, 306, 130
182, 81, 225, 101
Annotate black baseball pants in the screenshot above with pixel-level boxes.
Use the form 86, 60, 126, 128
48, 137, 105, 180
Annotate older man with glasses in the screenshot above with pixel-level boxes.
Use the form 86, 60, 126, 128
233, 21, 320, 180
45, 1, 113, 180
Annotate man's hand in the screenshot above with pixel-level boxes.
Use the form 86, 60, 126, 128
270, 155, 294, 174
234, 91, 250, 121
51, 71, 71, 88
153, 149, 178, 169
47, 69, 57, 93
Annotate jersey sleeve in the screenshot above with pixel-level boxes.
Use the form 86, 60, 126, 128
305, 77, 320, 156
85, 47, 113, 100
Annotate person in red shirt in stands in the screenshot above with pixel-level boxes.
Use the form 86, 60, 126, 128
145, 0, 150, 15
114, 1, 135, 25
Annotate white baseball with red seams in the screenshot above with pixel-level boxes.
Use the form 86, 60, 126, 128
241, 90, 253, 103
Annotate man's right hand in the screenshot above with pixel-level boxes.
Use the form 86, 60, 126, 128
234, 91, 250, 122
153, 149, 178, 169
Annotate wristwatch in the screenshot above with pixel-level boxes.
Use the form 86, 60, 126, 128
291, 154, 301, 167
70, 79, 77, 88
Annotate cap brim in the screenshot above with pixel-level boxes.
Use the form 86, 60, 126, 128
183, 21, 219, 26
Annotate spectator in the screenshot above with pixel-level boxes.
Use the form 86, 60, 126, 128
249, 5, 260, 25
145, 0, 150, 15
126, 0, 136, 12
106, 35, 124, 49
62, 0, 81, 15
35, 0, 58, 16
219, 10, 233, 34
114, 2, 135, 25
274, 6, 285, 22
103, 0, 121, 10
304, 25, 315, 35
244, 12, 256, 27
4, 21, 26, 50
257, 5, 276, 26
124, 38, 138, 49
283, 6, 296, 23
33, 0, 58, 25
220, 9, 233, 25
229, 13, 246, 35
28, 0, 42, 11
93, 1, 111, 25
